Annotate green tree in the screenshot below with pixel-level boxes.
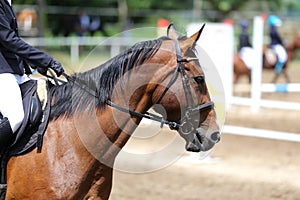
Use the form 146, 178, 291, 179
12, 0, 298, 35
202, 0, 285, 21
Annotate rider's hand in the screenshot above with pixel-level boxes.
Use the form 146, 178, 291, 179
37, 67, 48, 76
49, 59, 64, 77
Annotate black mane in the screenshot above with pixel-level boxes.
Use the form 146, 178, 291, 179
50, 37, 169, 120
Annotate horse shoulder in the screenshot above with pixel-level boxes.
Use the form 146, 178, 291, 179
5, 118, 105, 199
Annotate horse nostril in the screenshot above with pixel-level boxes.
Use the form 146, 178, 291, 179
211, 131, 221, 143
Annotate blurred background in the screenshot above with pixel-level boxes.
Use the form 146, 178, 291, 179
11, 0, 300, 64
14, 0, 300, 37
13, 0, 300, 67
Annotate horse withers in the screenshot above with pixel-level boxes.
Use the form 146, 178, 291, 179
5, 24, 220, 200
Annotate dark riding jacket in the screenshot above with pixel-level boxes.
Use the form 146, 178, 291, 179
239, 30, 252, 50
0, 0, 53, 75
270, 26, 284, 46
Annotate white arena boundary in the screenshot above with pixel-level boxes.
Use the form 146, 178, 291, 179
234, 83, 300, 93
223, 125, 300, 143
231, 96, 300, 110
261, 83, 300, 93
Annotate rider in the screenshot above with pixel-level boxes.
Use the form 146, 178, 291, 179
0, 0, 64, 150
238, 19, 255, 69
268, 15, 287, 74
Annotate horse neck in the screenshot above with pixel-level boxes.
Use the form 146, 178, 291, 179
66, 51, 173, 162
71, 77, 153, 164
91, 64, 172, 157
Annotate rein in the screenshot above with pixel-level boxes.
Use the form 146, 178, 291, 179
46, 38, 214, 131
46, 72, 180, 129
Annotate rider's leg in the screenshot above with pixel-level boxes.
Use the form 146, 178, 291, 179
275, 61, 284, 74
273, 44, 287, 75
0, 73, 24, 133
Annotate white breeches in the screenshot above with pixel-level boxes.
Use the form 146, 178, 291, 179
239, 47, 256, 69
0, 73, 30, 132
272, 44, 288, 63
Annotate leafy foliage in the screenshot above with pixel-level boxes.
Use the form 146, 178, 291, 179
11, 0, 300, 36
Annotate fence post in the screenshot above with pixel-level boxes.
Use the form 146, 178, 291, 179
110, 38, 121, 57
71, 38, 79, 63
251, 16, 264, 112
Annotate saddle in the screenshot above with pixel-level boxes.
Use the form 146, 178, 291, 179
0, 79, 53, 200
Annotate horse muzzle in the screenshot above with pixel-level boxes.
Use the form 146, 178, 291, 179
180, 125, 221, 152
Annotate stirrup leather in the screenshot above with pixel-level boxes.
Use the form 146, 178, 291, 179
0, 118, 14, 151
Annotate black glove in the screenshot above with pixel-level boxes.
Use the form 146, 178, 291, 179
37, 67, 48, 76
49, 59, 64, 77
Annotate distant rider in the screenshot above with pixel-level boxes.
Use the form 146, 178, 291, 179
268, 15, 287, 74
238, 19, 255, 70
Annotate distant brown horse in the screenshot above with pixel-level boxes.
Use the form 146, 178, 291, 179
233, 37, 300, 83
233, 52, 251, 83
16, 8, 37, 36
5, 24, 220, 199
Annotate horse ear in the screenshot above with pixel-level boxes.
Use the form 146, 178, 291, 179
182, 24, 205, 51
167, 23, 178, 39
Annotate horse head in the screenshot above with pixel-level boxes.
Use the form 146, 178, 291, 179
49, 24, 221, 155
148, 24, 220, 152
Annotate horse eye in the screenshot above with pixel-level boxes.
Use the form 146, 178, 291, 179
194, 75, 205, 85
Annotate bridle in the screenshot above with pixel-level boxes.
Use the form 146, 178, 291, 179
59, 38, 214, 134
153, 38, 214, 135
106, 38, 214, 135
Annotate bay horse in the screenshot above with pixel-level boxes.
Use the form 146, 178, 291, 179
4, 24, 220, 199
233, 52, 251, 83
233, 37, 300, 83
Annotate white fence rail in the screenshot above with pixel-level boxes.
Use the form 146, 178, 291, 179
223, 125, 300, 143
24, 36, 151, 63
261, 83, 300, 93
